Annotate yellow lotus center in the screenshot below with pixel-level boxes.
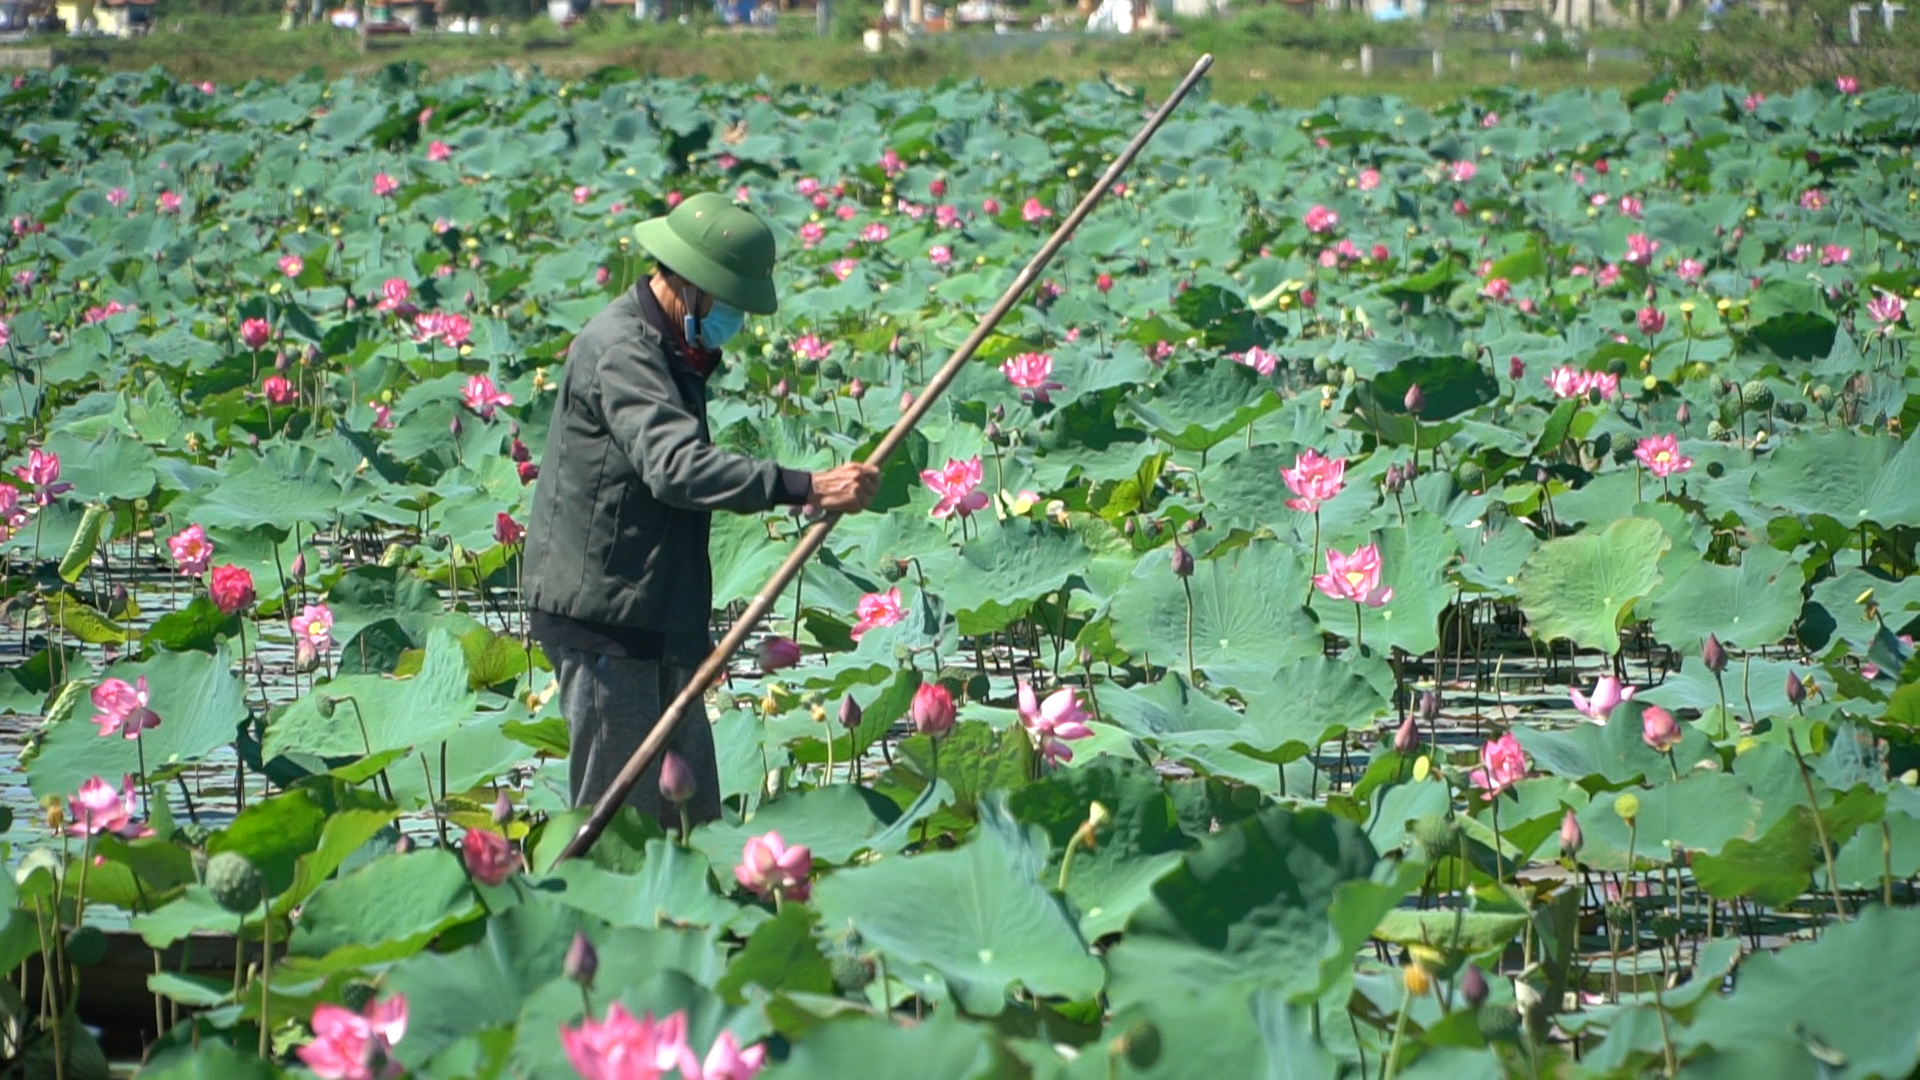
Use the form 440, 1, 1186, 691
1653, 451, 1671, 463
1345, 571, 1367, 586
306, 624, 329, 641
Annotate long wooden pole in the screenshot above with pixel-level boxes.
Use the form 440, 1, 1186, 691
557, 53, 1216, 863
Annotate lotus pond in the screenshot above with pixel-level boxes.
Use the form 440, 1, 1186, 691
1, 63, 1919, 1080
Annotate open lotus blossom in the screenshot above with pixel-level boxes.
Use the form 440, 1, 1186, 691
1676, 258, 1704, 281
463, 373, 513, 420
922, 456, 989, 519
561, 1004, 699, 1080
1641, 705, 1682, 752
1021, 197, 1052, 223
1635, 434, 1692, 478
1618, 195, 1643, 219
105, 186, 129, 207
13, 448, 70, 506
262, 374, 296, 406
858, 221, 889, 243
168, 523, 214, 576
297, 994, 408, 1080
1282, 449, 1346, 513
1017, 680, 1093, 766
1544, 366, 1618, 401
1819, 244, 1850, 266
850, 587, 906, 641
376, 277, 412, 313
1357, 169, 1381, 190
735, 831, 812, 901
571, 185, 592, 205
791, 334, 832, 363
1480, 278, 1511, 302
879, 146, 904, 177
1568, 675, 1635, 722
1468, 732, 1529, 795
697, 1030, 768, 1080
278, 253, 304, 278
0, 487, 27, 541
1784, 243, 1813, 264
209, 564, 255, 615
1314, 543, 1395, 607
935, 204, 960, 229
1002, 352, 1064, 404
66, 775, 151, 839
1743, 91, 1765, 111
10, 270, 32, 289
372, 172, 399, 197
493, 512, 524, 546
426, 140, 451, 162
1235, 345, 1278, 376
1303, 204, 1339, 233
461, 827, 518, 886
1836, 75, 1859, 94
91, 676, 161, 739
830, 258, 857, 281
1867, 289, 1906, 331
157, 191, 182, 213
1637, 306, 1666, 336
928, 244, 952, 266
756, 636, 801, 672
1799, 188, 1826, 211
413, 312, 472, 348
1624, 233, 1659, 265
291, 603, 334, 666
798, 222, 825, 248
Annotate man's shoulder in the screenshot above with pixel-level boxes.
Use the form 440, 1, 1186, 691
574, 288, 666, 366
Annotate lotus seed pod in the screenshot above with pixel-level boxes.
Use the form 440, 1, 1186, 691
1701, 634, 1728, 675
1410, 813, 1461, 861
315, 695, 336, 719
1170, 540, 1194, 579
204, 851, 264, 915
1119, 1020, 1162, 1069
65, 925, 108, 968
1477, 1003, 1521, 1042
1705, 419, 1727, 441
830, 953, 875, 993
820, 359, 845, 380
1785, 670, 1807, 705
1460, 964, 1489, 1009
1740, 380, 1773, 411
564, 931, 598, 988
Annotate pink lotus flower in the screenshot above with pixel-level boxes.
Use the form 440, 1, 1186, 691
1313, 543, 1394, 607
0, 487, 27, 541
735, 831, 811, 901
1785, 243, 1813, 264
1867, 289, 1906, 331
291, 603, 334, 666
84, 296, 132, 321
831, 259, 857, 281
561, 1004, 698, 1080
1357, 169, 1381, 191
756, 636, 800, 672
1480, 278, 1511, 302
1545, 366, 1595, 400
1303, 205, 1339, 234
426, 140, 451, 162
66, 775, 151, 839
798, 222, 825, 249
1282, 449, 1346, 513
361, 399, 392, 430
240, 317, 271, 350
1236, 346, 1278, 376
859, 222, 889, 243
935, 204, 960, 229
157, 191, 182, 214
413, 312, 472, 348
1589, 371, 1620, 399
493, 512, 524, 546
13, 448, 70, 506
1002, 352, 1063, 404
1624, 233, 1659, 266
168, 523, 214, 576
106, 187, 129, 207
911, 683, 956, 739
1635, 434, 1692, 478
698, 1030, 767, 1080
1318, 249, 1339, 269
787, 335, 830, 364
1449, 160, 1477, 183
278, 253, 304, 278
1468, 732, 1528, 795
1017, 680, 1092, 765
1618, 195, 1643, 219
1676, 258, 1704, 282
880, 147, 904, 177
461, 827, 517, 885
851, 588, 906, 642
928, 244, 952, 266
1568, 675, 1635, 723
1743, 92, 1765, 111
377, 278, 412, 312
922, 456, 989, 519
1596, 264, 1622, 288
1836, 75, 1858, 94
297, 995, 408, 1080
1641, 705, 1682, 752
665, 191, 683, 208
1819, 244, 1850, 266
796, 177, 820, 196
1637, 306, 1666, 336
11, 269, 34, 289
372, 173, 399, 197
1481, 111, 1499, 128
929, 177, 947, 198
1800, 189, 1826, 211
1151, 340, 1175, 362
210, 565, 255, 615
262, 374, 296, 406
463, 373, 513, 420
91, 676, 161, 739
1021, 197, 1052, 223
833, 205, 856, 221
572, 185, 592, 206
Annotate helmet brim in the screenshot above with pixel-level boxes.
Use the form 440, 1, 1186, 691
633, 216, 779, 315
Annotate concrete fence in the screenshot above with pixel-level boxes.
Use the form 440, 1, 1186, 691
1360, 44, 1443, 77
1585, 46, 1645, 70
0, 45, 54, 69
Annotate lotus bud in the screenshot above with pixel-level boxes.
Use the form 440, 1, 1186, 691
247, 433, 261, 449
848, 378, 866, 400
1701, 634, 1727, 675
985, 420, 1002, 444
1676, 402, 1690, 425
899, 390, 914, 411
659, 750, 695, 805
491, 789, 512, 825
1785, 670, 1806, 705
290, 551, 307, 580
910, 682, 956, 739
274, 350, 291, 373
1419, 689, 1441, 722
1170, 540, 1194, 579
1186, 515, 1205, 534
838, 695, 863, 731
393, 834, 412, 854
756, 636, 801, 672
1460, 964, 1489, 1009
511, 437, 532, 463
771, 378, 789, 399
564, 931, 598, 989
1403, 457, 1418, 480
464, 289, 476, 308
990, 404, 1005, 422
1404, 384, 1425, 413
1560, 809, 1583, 858
1641, 705, 1682, 752
1384, 464, 1405, 494
1123, 518, 1135, 536
449, 413, 463, 438
1392, 713, 1418, 756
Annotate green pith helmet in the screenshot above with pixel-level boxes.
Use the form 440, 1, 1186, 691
632, 192, 778, 315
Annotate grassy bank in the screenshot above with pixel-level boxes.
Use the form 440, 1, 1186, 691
34, 9, 1656, 102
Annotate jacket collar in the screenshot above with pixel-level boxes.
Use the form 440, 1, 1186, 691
635, 280, 720, 379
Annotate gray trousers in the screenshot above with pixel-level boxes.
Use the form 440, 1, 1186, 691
550, 645, 723, 832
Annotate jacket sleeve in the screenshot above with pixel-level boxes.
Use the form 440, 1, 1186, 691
597, 337, 792, 513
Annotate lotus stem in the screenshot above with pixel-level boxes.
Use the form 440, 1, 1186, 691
1787, 730, 1847, 924
1180, 575, 1196, 685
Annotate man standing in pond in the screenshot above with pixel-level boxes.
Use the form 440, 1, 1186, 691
523, 192, 879, 829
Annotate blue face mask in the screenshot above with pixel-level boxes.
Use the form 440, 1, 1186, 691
686, 299, 745, 350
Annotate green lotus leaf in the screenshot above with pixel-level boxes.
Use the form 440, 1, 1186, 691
1516, 516, 1670, 654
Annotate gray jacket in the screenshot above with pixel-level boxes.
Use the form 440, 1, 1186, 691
522, 285, 806, 641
